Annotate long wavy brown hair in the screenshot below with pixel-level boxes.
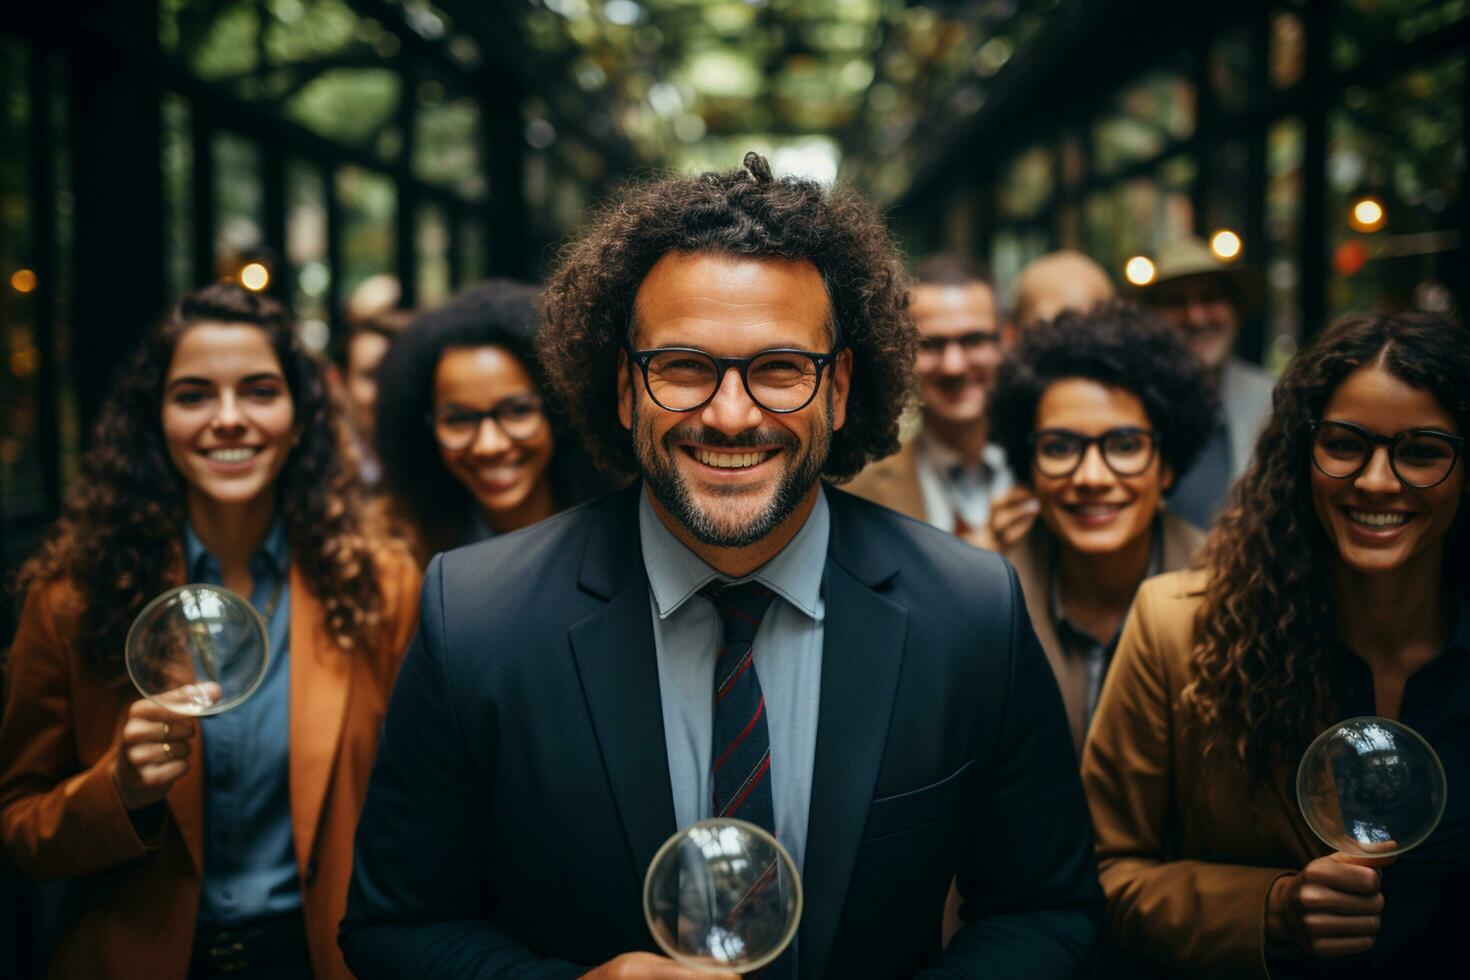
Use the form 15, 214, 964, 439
538, 151, 915, 480
16, 283, 388, 677
1183, 311, 1470, 782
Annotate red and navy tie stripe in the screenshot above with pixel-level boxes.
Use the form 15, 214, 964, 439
703, 582, 778, 836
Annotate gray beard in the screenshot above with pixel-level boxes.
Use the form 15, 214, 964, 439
633, 400, 831, 549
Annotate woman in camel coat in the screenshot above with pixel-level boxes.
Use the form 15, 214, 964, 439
1083, 312, 1470, 979
0, 283, 420, 979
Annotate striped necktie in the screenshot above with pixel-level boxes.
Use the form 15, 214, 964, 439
703, 581, 778, 834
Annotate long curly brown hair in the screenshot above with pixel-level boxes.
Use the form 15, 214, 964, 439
1183, 311, 1470, 782
16, 283, 388, 677
538, 151, 916, 480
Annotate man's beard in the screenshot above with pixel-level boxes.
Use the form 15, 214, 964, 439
634, 400, 831, 549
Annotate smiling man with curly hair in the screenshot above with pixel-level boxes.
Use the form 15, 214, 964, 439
343, 153, 1102, 980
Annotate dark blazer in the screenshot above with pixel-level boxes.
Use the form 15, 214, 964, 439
341, 484, 1103, 978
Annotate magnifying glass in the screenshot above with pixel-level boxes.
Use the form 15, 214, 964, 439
643, 818, 802, 975
1296, 715, 1446, 858
125, 584, 271, 716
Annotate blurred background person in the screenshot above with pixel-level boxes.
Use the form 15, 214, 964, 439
373, 279, 610, 563
1083, 311, 1469, 978
989, 303, 1214, 757
0, 283, 421, 979
1014, 250, 1117, 331
336, 308, 414, 488
1137, 237, 1275, 528
846, 253, 1037, 549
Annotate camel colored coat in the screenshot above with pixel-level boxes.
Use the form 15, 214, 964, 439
842, 437, 928, 522
0, 553, 421, 980
1080, 570, 1325, 979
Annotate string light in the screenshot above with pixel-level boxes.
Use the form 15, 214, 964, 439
239, 262, 271, 291
10, 268, 37, 293
1210, 229, 1242, 261
1350, 197, 1385, 233
1124, 256, 1156, 286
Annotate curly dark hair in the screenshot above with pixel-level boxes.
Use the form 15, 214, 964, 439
538, 151, 916, 480
373, 280, 614, 561
16, 283, 389, 677
1184, 311, 1470, 783
989, 301, 1217, 486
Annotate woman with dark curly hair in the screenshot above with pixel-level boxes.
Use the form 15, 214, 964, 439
1082, 311, 1469, 978
0, 283, 420, 980
373, 280, 610, 563
988, 302, 1216, 758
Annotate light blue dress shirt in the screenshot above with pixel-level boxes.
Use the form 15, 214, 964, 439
638, 487, 828, 875
184, 519, 300, 925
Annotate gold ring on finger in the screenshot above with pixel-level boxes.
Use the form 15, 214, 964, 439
164, 741, 174, 759
162, 722, 171, 740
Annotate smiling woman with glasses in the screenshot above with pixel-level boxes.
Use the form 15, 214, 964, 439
374, 281, 615, 563
1081, 311, 1470, 978
989, 302, 1216, 758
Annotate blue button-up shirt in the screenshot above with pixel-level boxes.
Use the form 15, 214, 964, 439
184, 519, 300, 925
639, 487, 828, 875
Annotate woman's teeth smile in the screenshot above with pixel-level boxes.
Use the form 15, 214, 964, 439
1346, 509, 1411, 528
205, 447, 259, 463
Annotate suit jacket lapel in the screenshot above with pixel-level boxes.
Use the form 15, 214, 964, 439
288, 566, 352, 878
800, 491, 908, 979
568, 485, 678, 881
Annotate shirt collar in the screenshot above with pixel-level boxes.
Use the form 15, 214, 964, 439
183, 517, 290, 582
918, 428, 1007, 481
638, 483, 830, 621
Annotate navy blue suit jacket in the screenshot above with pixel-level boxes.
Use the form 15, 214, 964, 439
341, 484, 1102, 977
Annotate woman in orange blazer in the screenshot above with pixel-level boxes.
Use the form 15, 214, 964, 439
1082, 311, 1470, 979
0, 283, 420, 979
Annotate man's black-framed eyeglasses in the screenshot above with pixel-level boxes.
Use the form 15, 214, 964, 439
1308, 419, 1463, 489
1029, 427, 1160, 479
917, 330, 1003, 358
425, 394, 546, 450
625, 345, 843, 414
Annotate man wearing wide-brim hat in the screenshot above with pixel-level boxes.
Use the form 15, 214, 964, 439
1132, 236, 1274, 528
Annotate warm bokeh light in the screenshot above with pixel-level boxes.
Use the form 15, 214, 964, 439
1350, 197, 1386, 232
239, 262, 270, 291
1334, 240, 1369, 277
1124, 256, 1156, 286
10, 268, 37, 293
1210, 229, 1242, 261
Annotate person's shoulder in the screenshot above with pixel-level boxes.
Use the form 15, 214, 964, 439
1131, 568, 1208, 659
1224, 357, 1276, 399
433, 490, 625, 598
841, 441, 924, 517
826, 486, 1012, 595
844, 439, 917, 489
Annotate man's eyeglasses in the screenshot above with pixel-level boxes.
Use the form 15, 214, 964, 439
427, 395, 546, 450
1308, 420, 1463, 489
917, 331, 1002, 359
1029, 427, 1160, 479
625, 345, 843, 414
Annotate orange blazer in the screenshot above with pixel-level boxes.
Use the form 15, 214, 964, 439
0, 552, 421, 979
1080, 570, 1325, 979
